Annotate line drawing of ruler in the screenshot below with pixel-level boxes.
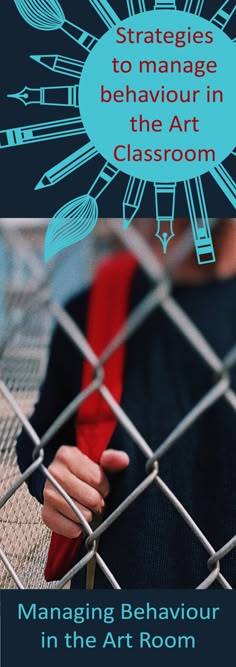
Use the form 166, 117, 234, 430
184, 178, 216, 264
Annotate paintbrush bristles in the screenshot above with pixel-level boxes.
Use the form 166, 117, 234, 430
44, 195, 98, 261
14, 0, 65, 30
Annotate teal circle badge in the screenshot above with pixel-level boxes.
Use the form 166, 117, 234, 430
79, 10, 235, 183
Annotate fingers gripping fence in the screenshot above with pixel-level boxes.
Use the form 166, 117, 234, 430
0, 220, 236, 590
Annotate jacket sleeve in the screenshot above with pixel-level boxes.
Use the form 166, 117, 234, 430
16, 289, 89, 504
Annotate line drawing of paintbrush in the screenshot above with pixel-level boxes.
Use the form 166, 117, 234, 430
14, 0, 98, 52
0, 117, 84, 148
44, 162, 119, 260
89, 0, 120, 28
35, 141, 99, 190
8, 85, 80, 108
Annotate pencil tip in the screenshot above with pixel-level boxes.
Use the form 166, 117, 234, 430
34, 180, 43, 191
30, 55, 41, 63
123, 218, 130, 231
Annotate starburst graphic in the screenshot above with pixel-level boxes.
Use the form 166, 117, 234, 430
1, 0, 236, 261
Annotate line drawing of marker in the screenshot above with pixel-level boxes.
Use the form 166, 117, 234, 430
126, 1, 146, 15
0, 117, 84, 148
89, 0, 120, 27
153, 1, 176, 9
14, 0, 98, 52
153, 182, 177, 254
183, 0, 205, 15
123, 177, 146, 229
184, 178, 216, 265
8, 85, 80, 108
210, 0, 236, 31
35, 141, 99, 190
44, 162, 120, 260
30, 55, 84, 79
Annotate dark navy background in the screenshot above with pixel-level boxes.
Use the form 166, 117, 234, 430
0, 0, 235, 217
1, 589, 236, 666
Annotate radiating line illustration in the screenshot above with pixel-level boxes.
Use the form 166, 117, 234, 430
89, 0, 120, 27
35, 141, 99, 190
184, 178, 215, 264
154, 183, 176, 253
126, 0, 146, 15
211, 164, 236, 209
210, 1, 236, 31
5, 0, 235, 262
153, 1, 176, 9
123, 177, 146, 229
44, 162, 119, 260
0, 117, 84, 148
183, 0, 205, 15
13, 0, 98, 51
8, 85, 80, 108
30, 55, 84, 79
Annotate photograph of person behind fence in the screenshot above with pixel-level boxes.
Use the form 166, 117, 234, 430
9, 218, 236, 588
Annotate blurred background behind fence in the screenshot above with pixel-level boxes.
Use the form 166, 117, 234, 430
0, 217, 235, 590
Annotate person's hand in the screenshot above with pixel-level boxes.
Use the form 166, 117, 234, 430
42, 445, 129, 538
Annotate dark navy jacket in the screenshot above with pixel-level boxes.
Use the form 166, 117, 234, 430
16, 269, 236, 588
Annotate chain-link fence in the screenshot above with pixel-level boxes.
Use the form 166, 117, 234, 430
0, 218, 236, 590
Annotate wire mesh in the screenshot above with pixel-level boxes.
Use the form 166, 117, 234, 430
0, 219, 236, 590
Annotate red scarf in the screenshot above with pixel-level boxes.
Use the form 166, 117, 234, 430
44, 252, 137, 581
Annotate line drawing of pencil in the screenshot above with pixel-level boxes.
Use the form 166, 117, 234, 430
30, 55, 84, 79
44, 162, 120, 260
210, 1, 236, 31
153, 1, 176, 9
210, 164, 236, 209
153, 183, 176, 253
123, 177, 146, 229
184, 178, 216, 265
35, 141, 99, 190
14, 0, 98, 52
183, 0, 205, 15
126, 0, 146, 15
89, 0, 120, 27
8, 85, 80, 108
0, 117, 84, 148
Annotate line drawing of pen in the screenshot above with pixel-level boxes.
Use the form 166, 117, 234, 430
210, 1, 236, 30
0, 117, 84, 148
183, 0, 205, 15
184, 178, 216, 265
35, 141, 99, 190
126, 0, 146, 15
44, 162, 120, 260
153, 183, 177, 253
210, 164, 236, 209
89, 0, 120, 28
123, 177, 146, 229
8, 85, 80, 108
14, 0, 98, 52
153, 1, 176, 9
30, 55, 84, 79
